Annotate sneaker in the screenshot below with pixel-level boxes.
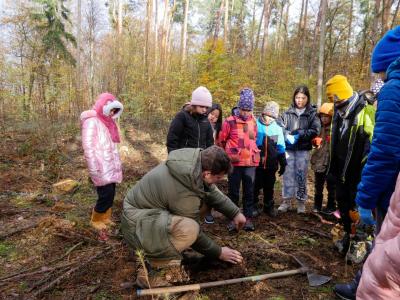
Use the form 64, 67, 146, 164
227, 221, 237, 233
297, 201, 306, 214
204, 214, 215, 224
312, 206, 321, 213
243, 218, 255, 231
278, 200, 291, 213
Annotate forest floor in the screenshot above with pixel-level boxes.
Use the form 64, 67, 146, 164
0, 121, 357, 300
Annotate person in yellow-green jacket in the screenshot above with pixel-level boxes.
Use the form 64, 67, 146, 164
326, 75, 375, 254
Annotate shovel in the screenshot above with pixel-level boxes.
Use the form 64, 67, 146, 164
290, 255, 331, 287
136, 256, 331, 297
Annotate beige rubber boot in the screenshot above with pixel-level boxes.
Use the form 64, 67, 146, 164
103, 208, 116, 227
90, 209, 107, 230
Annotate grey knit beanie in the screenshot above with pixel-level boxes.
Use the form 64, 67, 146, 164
263, 101, 279, 119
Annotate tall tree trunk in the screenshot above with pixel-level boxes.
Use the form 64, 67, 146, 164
346, 0, 353, 57
308, 0, 323, 77
316, 0, 327, 107
255, 2, 265, 53
76, 0, 82, 113
144, 0, 153, 81
283, 0, 290, 51
392, 0, 400, 28
382, 0, 393, 33
299, 0, 308, 67
372, 0, 382, 47
297, 0, 305, 38
274, 0, 285, 52
250, 0, 257, 53
212, 0, 224, 50
160, 0, 169, 72
261, 0, 272, 63
154, 0, 158, 71
118, 0, 123, 35
180, 0, 189, 65
224, 0, 229, 45
165, 1, 176, 75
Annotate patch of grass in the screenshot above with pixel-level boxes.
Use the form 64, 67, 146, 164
71, 183, 96, 207
267, 297, 286, 300
17, 140, 33, 156
19, 281, 29, 291
64, 209, 87, 228
11, 195, 34, 208
195, 295, 210, 300
0, 242, 15, 258
309, 284, 333, 294
295, 235, 319, 247
93, 290, 121, 300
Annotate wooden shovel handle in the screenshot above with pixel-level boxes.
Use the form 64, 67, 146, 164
137, 267, 307, 297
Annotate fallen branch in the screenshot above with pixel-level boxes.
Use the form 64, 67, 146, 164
0, 242, 83, 281
32, 246, 113, 297
2, 261, 76, 283
311, 212, 335, 225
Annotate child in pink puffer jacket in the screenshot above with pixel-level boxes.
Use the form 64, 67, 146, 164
357, 172, 400, 300
81, 93, 123, 230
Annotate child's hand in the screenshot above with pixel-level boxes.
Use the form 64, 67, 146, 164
312, 137, 323, 148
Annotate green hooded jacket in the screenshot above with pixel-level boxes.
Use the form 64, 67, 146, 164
121, 148, 240, 261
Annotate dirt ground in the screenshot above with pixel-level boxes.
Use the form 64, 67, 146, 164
0, 121, 357, 300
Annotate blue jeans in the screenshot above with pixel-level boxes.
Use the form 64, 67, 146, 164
228, 166, 256, 218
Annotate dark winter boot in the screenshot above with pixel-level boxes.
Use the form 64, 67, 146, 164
263, 201, 276, 217
333, 270, 362, 300
313, 194, 323, 213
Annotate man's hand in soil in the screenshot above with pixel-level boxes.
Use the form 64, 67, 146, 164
219, 247, 243, 264
232, 212, 246, 230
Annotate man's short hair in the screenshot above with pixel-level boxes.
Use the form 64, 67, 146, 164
201, 146, 233, 175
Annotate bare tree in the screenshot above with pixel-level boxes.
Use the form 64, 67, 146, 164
224, 0, 229, 45
382, 0, 394, 33
308, 0, 322, 77
144, 0, 153, 79
261, 0, 272, 63
118, 0, 123, 35
76, 0, 82, 109
180, 0, 189, 65
346, 0, 353, 57
392, 0, 400, 28
154, 0, 159, 70
317, 0, 327, 107
86, 0, 101, 103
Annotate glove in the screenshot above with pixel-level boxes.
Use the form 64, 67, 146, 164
312, 137, 322, 147
358, 207, 375, 225
286, 134, 299, 145
278, 154, 287, 176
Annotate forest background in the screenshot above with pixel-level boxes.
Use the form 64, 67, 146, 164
0, 0, 399, 131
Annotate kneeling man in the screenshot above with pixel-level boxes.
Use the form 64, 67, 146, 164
121, 146, 246, 288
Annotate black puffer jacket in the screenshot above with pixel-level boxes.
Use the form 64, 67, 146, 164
280, 104, 321, 151
166, 106, 214, 153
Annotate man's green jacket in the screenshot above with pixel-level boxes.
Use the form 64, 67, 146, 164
121, 148, 240, 261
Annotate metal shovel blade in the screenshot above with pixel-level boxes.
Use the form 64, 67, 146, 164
307, 272, 331, 287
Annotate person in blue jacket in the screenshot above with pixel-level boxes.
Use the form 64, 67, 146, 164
334, 25, 400, 300
253, 101, 287, 217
